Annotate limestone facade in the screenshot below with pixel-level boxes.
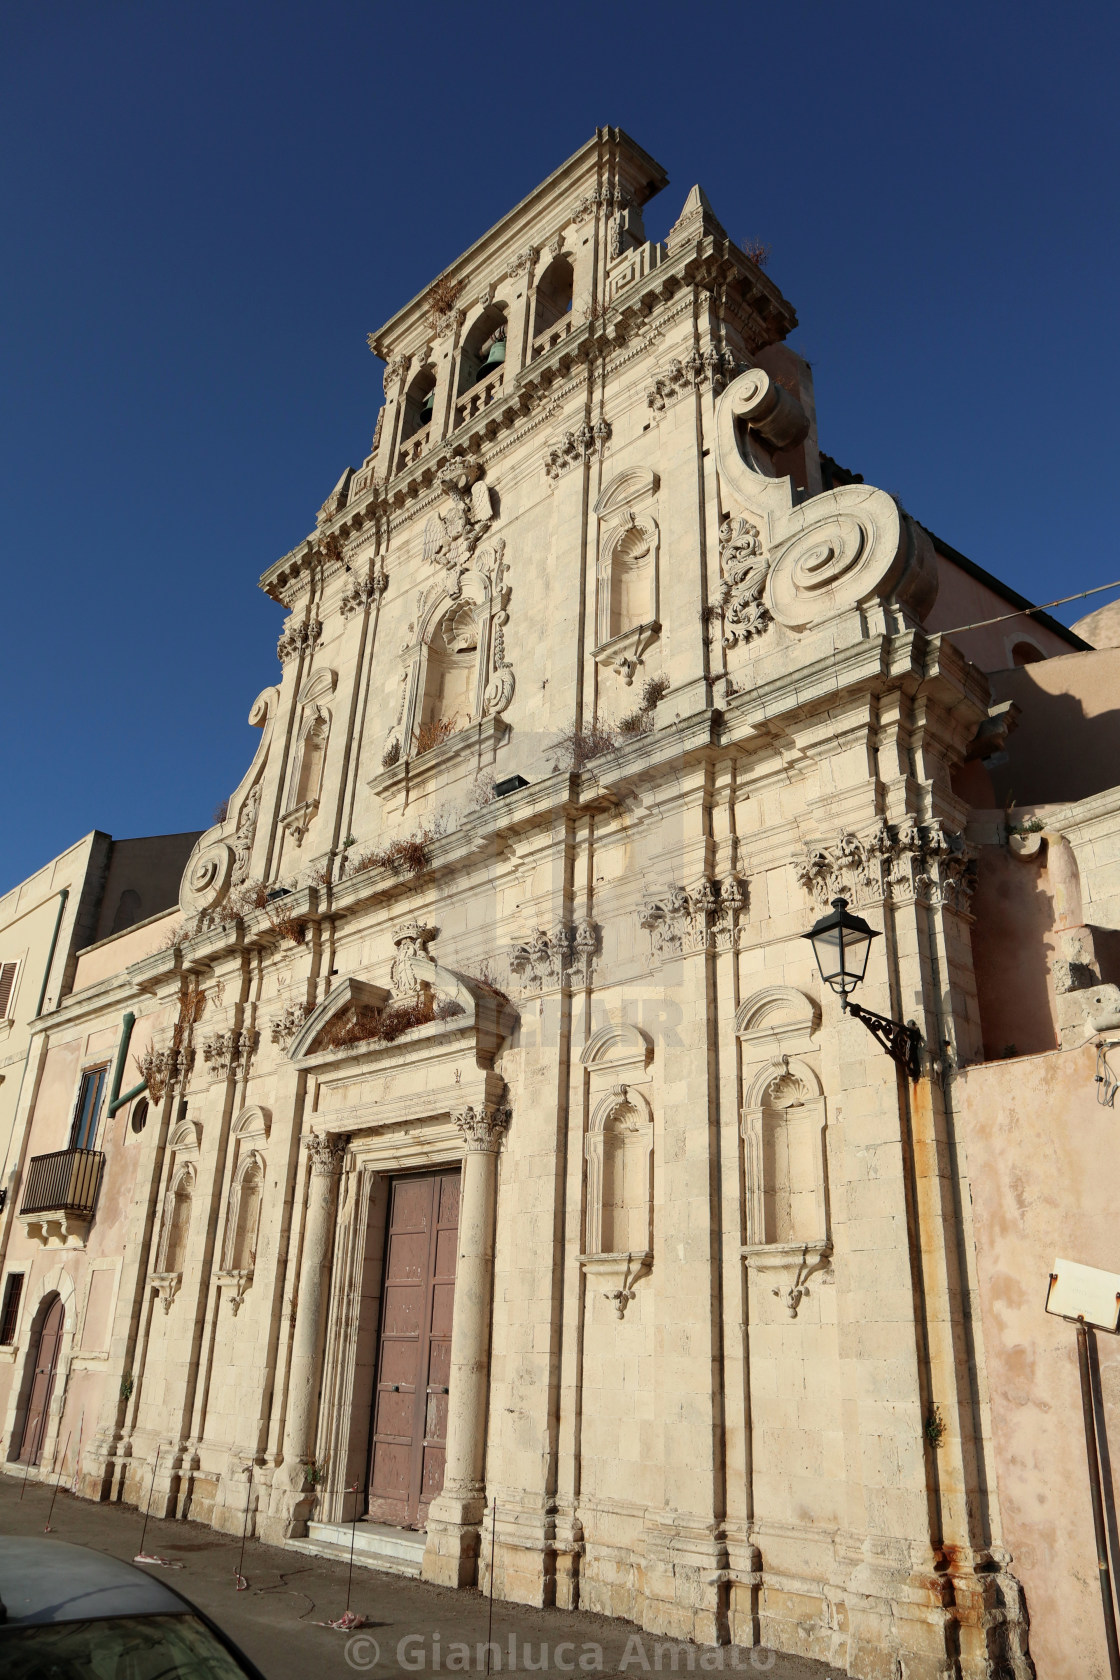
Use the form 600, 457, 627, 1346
2, 128, 1116, 1679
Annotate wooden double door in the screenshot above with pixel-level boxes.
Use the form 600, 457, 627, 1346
18, 1293, 64, 1465
367, 1170, 460, 1528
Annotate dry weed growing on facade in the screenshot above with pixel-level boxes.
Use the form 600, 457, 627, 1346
415, 715, 459, 756
556, 719, 618, 771
426, 275, 465, 331
315, 994, 463, 1052
741, 238, 771, 268
351, 832, 431, 878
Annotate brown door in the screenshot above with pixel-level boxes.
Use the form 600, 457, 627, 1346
18, 1294, 64, 1465
367, 1170, 459, 1528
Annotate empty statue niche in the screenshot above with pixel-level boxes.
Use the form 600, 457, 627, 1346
222, 1152, 263, 1275
156, 1162, 194, 1277
291, 711, 328, 809
607, 519, 655, 640
758, 1069, 822, 1246
584, 1084, 654, 1261
598, 1092, 653, 1254
533, 254, 574, 338
418, 601, 479, 748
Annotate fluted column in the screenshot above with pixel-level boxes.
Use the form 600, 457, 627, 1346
422, 1102, 510, 1588
262, 1131, 346, 1542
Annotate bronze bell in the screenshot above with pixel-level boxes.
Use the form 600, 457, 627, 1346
475, 332, 506, 383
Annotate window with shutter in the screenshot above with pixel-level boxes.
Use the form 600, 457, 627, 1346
0, 960, 18, 1019
0, 1273, 24, 1344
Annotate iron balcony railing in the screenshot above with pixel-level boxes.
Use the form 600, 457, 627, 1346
20, 1147, 105, 1218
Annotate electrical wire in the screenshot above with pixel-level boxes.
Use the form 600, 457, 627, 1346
936, 579, 1120, 640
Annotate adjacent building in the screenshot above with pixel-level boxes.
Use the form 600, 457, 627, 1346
2, 129, 1118, 1680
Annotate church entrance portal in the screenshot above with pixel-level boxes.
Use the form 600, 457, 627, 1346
367, 1169, 460, 1528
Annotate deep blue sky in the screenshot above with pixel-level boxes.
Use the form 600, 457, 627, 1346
2, 1, 1118, 892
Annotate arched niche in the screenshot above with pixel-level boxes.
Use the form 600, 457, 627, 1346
584, 1084, 654, 1257
593, 490, 662, 685
282, 704, 330, 845
152, 1161, 195, 1310
578, 1021, 655, 1319
388, 559, 512, 766
741, 1056, 828, 1250
737, 985, 830, 1315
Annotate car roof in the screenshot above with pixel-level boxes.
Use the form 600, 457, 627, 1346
0, 1537, 190, 1626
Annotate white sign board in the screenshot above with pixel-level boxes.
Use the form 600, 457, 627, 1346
1046, 1258, 1120, 1333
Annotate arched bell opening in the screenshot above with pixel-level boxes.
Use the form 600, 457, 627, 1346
457, 305, 507, 395
533, 256, 573, 339
401, 365, 437, 441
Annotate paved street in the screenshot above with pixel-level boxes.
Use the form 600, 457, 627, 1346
0, 1474, 839, 1678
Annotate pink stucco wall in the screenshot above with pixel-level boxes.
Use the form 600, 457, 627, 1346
955, 1042, 1120, 1680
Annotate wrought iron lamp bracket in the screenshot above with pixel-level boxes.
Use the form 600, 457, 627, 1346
843, 998, 923, 1082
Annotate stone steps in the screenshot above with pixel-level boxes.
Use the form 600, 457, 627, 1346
287, 1519, 425, 1578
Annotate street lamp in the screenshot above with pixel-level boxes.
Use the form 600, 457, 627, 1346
803, 896, 923, 1080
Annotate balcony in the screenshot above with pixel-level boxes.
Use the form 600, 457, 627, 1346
452, 367, 505, 432
395, 423, 432, 476
530, 317, 574, 361
19, 1147, 105, 1249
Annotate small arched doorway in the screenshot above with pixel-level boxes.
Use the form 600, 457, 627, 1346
18, 1292, 64, 1465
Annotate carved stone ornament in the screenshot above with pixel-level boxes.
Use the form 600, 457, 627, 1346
508, 920, 598, 993
639, 876, 747, 962
571, 185, 632, 225
270, 1001, 312, 1050
339, 563, 388, 619
422, 459, 495, 596
201, 1028, 258, 1084
506, 245, 537, 280
150, 1272, 182, 1314
453, 1104, 511, 1153
795, 820, 976, 914
718, 515, 771, 645
277, 614, 322, 664
390, 919, 436, 996
137, 1044, 192, 1106
383, 352, 412, 396
304, 1132, 348, 1177
647, 348, 739, 413
544, 420, 611, 480
715, 367, 938, 631
215, 1269, 254, 1315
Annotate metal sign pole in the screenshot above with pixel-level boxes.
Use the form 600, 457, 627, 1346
1077, 1321, 1120, 1680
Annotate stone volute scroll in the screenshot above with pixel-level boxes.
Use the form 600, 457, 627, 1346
578, 1022, 655, 1319
715, 367, 938, 632
736, 986, 831, 1320
179, 684, 279, 920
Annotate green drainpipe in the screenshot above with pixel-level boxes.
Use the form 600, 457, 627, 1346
107, 1011, 147, 1116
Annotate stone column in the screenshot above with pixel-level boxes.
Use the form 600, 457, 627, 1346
422, 1102, 510, 1588
262, 1131, 346, 1543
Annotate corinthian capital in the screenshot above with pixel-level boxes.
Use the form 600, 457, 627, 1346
453, 1105, 511, 1153
304, 1131, 348, 1176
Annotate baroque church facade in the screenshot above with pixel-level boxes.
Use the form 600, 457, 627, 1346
7, 127, 1120, 1679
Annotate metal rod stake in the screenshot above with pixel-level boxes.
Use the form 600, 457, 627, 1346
1078, 1321, 1120, 1679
